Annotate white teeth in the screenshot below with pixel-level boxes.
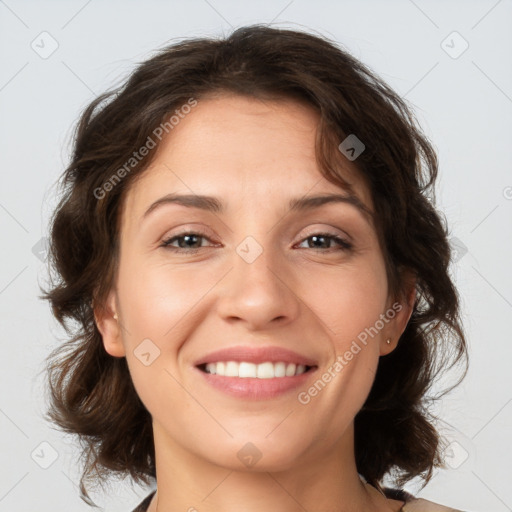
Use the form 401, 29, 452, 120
239, 362, 257, 378
225, 361, 239, 377
257, 362, 274, 379
274, 362, 286, 377
203, 361, 309, 378
285, 363, 296, 376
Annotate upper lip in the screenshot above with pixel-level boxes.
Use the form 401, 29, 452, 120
194, 346, 318, 367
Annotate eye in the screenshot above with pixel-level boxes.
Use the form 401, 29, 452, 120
296, 232, 353, 252
161, 231, 217, 254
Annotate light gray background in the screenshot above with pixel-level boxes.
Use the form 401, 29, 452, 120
1, 1, 511, 511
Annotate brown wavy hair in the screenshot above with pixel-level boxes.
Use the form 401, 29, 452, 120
41, 24, 468, 505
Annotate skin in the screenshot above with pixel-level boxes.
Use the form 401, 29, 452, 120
95, 94, 415, 512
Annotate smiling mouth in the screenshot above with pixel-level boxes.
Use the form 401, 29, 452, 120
197, 361, 316, 378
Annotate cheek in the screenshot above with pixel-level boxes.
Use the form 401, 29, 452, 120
294, 257, 389, 345
117, 258, 222, 347
115, 260, 209, 417
293, 255, 387, 409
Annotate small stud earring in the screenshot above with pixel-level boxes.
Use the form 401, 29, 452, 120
113, 312, 118, 320
386, 338, 391, 345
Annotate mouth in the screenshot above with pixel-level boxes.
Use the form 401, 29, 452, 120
192, 345, 319, 399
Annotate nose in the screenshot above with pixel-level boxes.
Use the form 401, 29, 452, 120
215, 243, 301, 331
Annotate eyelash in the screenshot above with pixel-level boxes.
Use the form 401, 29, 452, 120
160, 231, 353, 255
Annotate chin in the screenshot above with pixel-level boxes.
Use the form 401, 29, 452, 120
201, 433, 312, 473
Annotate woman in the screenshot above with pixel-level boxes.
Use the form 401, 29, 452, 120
42, 25, 469, 512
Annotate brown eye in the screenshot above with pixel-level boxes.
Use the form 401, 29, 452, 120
161, 231, 216, 254
297, 233, 353, 252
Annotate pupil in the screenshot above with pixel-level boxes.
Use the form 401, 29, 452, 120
311, 235, 327, 248
183, 235, 199, 248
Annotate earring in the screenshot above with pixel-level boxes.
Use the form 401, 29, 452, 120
386, 338, 391, 345
113, 312, 118, 320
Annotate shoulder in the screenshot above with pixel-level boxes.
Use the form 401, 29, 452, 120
131, 490, 156, 512
383, 487, 466, 512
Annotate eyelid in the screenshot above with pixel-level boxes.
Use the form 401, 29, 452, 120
298, 224, 352, 243
161, 224, 217, 240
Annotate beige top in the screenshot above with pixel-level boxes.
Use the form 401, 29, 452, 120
402, 497, 464, 511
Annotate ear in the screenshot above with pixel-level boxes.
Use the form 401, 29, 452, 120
93, 289, 126, 358
380, 271, 416, 356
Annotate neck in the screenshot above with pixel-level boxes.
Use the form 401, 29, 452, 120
146, 420, 401, 512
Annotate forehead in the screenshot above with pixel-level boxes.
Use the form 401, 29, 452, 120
120, 94, 372, 224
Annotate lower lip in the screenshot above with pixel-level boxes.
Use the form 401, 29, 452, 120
195, 366, 317, 399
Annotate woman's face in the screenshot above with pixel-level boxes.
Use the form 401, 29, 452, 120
98, 94, 412, 471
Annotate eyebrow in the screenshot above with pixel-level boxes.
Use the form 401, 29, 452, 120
142, 192, 373, 224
